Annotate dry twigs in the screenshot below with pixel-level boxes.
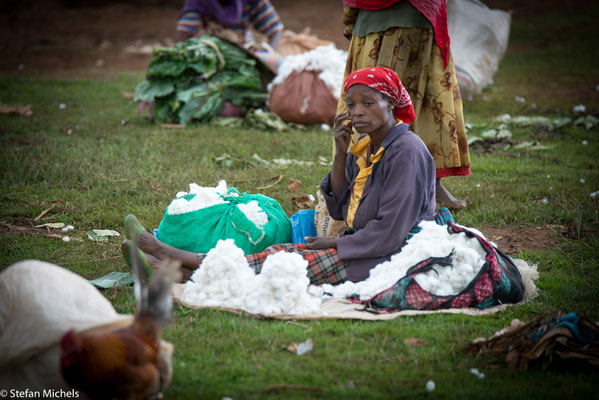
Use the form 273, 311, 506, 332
0, 221, 84, 242
100, 173, 129, 182
34, 203, 57, 221
229, 175, 284, 190
256, 175, 284, 190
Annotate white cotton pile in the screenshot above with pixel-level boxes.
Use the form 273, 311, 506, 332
182, 239, 255, 309
182, 240, 321, 315
237, 200, 269, 227
271, 45, 348, 98
167, 180, 229, 215
319, 221, 488, 299
243, 252, 321, 315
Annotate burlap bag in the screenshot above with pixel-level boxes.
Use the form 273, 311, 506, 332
269, 70, 337, 125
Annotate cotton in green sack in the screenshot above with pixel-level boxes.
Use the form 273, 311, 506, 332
157, 189, 291, 255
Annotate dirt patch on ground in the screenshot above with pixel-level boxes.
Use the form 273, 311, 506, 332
0, 0, 347, 77
478, 225, 561, 255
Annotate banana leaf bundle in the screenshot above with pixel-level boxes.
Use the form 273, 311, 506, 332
134, 35, 271, 124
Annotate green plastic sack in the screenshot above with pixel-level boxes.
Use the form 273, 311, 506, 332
157, 190, 291, 255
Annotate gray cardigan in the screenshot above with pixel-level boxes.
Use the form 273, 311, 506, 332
321, 123, 436, 282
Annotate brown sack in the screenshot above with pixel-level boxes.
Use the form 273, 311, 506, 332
269, 70, 337, 125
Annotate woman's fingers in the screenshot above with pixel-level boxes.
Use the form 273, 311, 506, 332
334, 112, 352, 128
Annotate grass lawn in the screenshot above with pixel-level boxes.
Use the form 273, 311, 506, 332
1, 3, 599, 399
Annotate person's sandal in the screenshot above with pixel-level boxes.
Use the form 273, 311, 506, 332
121, 239, 154, 278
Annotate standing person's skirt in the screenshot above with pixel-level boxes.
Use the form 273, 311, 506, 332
337, 27, 471, 178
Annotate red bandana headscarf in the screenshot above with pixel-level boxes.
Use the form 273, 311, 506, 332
343, 67, 416, 124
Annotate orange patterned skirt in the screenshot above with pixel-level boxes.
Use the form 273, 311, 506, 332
337, 27, 471, 178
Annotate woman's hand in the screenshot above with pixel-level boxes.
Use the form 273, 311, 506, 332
330, 112, 352, 191
305, 236, 338, 250
334, 112, 353, 155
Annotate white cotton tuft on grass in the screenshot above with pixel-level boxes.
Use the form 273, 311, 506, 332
469, 368, 485, 378
167, 180, 229, 215
426, 380, 436, 392
237, 201, 269, 227
182, 240, 321, 315
270, 45, 348, 99
319, 221, 488, 299
496, 113, 511, 122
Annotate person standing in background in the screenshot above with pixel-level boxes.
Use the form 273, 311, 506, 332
339, 0, 470, 210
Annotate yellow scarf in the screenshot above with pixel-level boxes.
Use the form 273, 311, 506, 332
345, 135, 385, 228
345, 122, 402, 228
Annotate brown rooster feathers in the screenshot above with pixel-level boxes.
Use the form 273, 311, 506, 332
59, 228, 181, 399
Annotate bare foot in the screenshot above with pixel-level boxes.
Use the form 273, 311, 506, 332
436, 179, 467, 210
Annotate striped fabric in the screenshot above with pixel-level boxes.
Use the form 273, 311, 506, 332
176, 0, 283, 38
246, 0, 283, 37
177, 12, 205, 35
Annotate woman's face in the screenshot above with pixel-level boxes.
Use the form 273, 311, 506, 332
345, 84, 393, 134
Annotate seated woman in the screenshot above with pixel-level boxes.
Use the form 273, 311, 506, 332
124, 67, 438, 285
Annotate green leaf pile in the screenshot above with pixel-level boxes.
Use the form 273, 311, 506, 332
134, 35, 267, 124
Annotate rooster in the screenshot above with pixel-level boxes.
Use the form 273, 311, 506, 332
59, 232, 181, 400
0, 232, 179, 399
